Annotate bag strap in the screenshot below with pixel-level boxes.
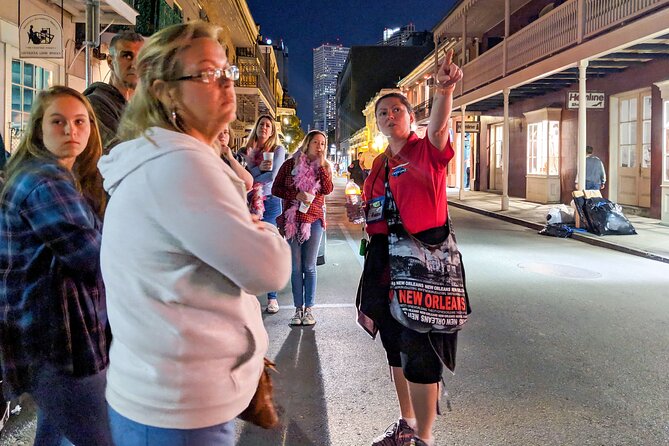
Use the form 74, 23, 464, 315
383, 157, 454, 235
383, 158, 402, 230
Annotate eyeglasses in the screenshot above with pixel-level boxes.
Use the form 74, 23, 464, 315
170, 65, 239, 83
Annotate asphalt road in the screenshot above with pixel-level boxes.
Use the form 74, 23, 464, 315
2, 178, 668, 445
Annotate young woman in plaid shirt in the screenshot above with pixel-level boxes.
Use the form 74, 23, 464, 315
0, 86, 111, 445
273, 130, 334, 326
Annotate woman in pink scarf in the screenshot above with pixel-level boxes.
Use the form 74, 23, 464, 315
272, 130, 333, 326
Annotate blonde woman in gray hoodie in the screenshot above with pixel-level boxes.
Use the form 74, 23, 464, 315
98, 21, 290, 445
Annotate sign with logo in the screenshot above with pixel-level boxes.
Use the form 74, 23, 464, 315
20, 14, 63, 58
567, 91, 605, 109
455, 121, 480, 133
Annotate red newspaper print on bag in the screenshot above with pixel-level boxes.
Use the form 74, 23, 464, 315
388, 224, 468, 333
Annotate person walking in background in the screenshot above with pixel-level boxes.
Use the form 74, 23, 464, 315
98, 21, 290, 446
357, 50, 463, 446
84, 30, 144, 152
218, 122, 252, 191
348, 156, 365, 188
584, 145, 606, 190
0, 86, 111, 445
245, 114, 286, 314
273, 130, 334, 326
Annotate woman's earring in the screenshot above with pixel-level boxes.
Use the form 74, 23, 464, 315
170, 106, 185, 133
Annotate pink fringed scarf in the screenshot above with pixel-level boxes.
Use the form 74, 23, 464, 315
283, 153, 321, 244
247, 147, 269, 218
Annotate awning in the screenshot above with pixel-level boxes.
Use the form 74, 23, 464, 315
51, 0, 138, 25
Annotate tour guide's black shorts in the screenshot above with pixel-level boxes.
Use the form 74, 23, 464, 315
361, 234, 458, 384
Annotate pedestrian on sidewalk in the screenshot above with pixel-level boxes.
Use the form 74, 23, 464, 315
0, 86, 111, 445
579, 145, 606, 190
356, 49, 463, 446
218, 122, 253, 191
273, 130, 334, 326
97, 22, 290, 446
245, 115, 287, 314
84, 30, 144, 153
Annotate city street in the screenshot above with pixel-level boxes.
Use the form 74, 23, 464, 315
235, 178, 669, 446
2, 178, 668, 445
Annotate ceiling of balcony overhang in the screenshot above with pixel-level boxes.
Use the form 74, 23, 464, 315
199, 0, 256, 48
52, 0, 137, 25
462, 33, 669, 112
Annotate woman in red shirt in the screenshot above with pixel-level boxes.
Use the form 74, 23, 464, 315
359, 50, 463, 446
273, 130, 333, 326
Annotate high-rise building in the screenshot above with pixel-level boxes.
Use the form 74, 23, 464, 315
379, 23, 432, 47
313, 44, 349, 132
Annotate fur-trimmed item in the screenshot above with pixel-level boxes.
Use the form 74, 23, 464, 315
283, 153, 321, 243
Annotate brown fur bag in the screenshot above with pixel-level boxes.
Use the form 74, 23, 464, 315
238, 358, 279, 429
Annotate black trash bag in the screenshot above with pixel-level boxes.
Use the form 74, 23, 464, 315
583, 197, 637, 236
539, 223, 574, 238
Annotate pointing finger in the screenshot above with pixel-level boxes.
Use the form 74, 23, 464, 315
444, 48, 453, 66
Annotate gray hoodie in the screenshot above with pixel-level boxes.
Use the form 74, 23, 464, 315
98, 127, 291, 429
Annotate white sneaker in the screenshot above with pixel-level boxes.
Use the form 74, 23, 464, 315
289, 308, 303, 326
301, 307, 316, 326
266, 300, 280, 314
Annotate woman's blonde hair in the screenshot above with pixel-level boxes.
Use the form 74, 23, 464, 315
298, 130, 327, 154
117, 21, 224, 141
1, 85, 106, 217
245, 115, 278, 151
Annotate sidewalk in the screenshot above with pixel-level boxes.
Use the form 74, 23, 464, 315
447, 189, 669, 264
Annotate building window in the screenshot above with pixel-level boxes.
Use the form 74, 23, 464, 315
10, 59, 53, 152
664, 99, 669, 182
524, 108, 561, 175
526, 121, 559, 174
619, 94, 651, 169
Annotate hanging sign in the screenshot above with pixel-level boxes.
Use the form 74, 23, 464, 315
567, 91, 605, 109
20, 14, 63, 59
455, 121, 480, 133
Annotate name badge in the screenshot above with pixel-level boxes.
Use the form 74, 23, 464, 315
365, 196, 385, 223
391, 163, 408, 177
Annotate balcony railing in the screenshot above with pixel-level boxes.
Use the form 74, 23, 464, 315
236, 57, 276, 112
585, 0, 666, 38
414, 98, 433, 122
460, 0, 669, 96
462, 44, 504, 93
506, 0, 578, 74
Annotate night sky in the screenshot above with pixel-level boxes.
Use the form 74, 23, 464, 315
245, 0, 459, 130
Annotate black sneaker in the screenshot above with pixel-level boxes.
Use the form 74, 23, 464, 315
371, 418, 414, 446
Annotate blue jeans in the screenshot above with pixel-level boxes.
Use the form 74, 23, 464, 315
31, 363, 112, 446
585, 180, 601, 190
263, 194, 282, 301
108, 405, 235, 446
290, 220, 323, 308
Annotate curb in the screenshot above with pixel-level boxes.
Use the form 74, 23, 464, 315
449, 201, 669, 265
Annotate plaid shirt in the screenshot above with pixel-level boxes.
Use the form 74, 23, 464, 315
0, 161, 107, 397
272, 157, 334, 227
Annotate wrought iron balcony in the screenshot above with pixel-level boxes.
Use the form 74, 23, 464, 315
459, 0, 669, 96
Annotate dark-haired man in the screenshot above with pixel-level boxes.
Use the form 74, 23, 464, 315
84, 31, 144, 152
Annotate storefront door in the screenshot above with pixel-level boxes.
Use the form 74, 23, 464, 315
617, 91, 651, 207
489, 123, 503, 191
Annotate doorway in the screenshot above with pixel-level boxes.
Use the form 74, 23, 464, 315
489, 123, 503, 191
616, 90, 651, 207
